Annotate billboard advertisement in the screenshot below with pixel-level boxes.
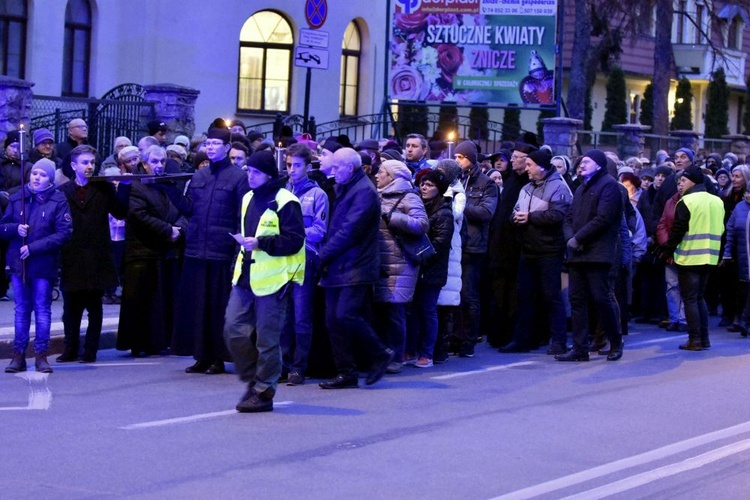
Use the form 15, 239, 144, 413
388, 0, 558, 107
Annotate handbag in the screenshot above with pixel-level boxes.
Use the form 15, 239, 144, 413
387, 193, 437, 265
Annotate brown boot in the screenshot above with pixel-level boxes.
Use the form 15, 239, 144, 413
35, 353, 53, 373
5, 352, 27, 373
678, 339, 703, 351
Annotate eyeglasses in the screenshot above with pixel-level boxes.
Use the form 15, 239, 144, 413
204, 140, 225, 147
421, 181, 436, 188
70, 125, 87, 129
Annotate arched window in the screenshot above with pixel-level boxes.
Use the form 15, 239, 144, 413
62, 0, 92, 96
339, 21, 361, 117
0, 0, 27, 79
238, 11, 293, 113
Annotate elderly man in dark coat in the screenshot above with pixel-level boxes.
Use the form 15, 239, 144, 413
317, 147, 393, 389
557, 149, 624, 362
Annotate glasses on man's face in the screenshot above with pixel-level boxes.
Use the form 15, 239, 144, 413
205, 140, 224, 148
71, 125, 87, 129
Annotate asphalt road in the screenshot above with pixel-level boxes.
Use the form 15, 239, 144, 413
1, 322, 750, 499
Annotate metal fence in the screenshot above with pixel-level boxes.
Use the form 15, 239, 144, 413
575, 130, 734, 160
30, 95, 155, 159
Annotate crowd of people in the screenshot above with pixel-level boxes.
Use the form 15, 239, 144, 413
0, 115, 744, 413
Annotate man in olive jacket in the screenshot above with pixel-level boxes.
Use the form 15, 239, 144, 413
558, 149, 624, 362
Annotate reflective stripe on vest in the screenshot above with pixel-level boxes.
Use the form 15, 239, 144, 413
232, 188, 306, 296
674, 191, 725, 266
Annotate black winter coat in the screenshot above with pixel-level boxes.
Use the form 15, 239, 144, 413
319, 169, 381, 287
461, 165, 498, 254
58, 180, 130, 291
419, 196, 454, 287
125, 182, 187, 262
564, 168, 623, 265
169, 156, 250, 262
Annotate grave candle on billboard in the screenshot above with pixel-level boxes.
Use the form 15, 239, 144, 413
387, 0, 558, 109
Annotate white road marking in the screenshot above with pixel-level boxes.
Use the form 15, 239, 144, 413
561, 439, 750, 499
0, 372, 52, 411
626, 335, 684, 347
53, 362, 160, 368
431, 361, 536, 380
492, 420, 750, 499
120, 401, 294, 430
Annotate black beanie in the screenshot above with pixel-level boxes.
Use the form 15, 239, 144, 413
682, 165, 704, 185
454, 140, 477, 164
322, 138, 343, 154
420, 169, 450, 194
4, 130, 20, 148
583, 149, 608, 170
246, 151, 278, 178
654, 166, 672, 178
380, 149, 404, 162
513, 142, 538, 155
528, 150, 553, 170
207, 127, 231, 144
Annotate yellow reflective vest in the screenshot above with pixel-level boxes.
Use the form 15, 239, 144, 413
232, 188, 306, 296
674, 191, 724, 266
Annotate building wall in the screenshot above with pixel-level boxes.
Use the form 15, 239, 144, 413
23, 0, 388, 133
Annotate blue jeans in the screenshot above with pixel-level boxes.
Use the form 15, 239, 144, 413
224, 285, 289, 395
407, 281, 442, 359
11, 275, 53, 354
665, 264, 686, 323
281, 255, 318, 375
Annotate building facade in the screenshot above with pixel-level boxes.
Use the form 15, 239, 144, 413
4, 0, 750, 145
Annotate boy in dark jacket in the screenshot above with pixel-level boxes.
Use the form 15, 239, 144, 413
57, 145, 131, 363
0, 159, 72, 372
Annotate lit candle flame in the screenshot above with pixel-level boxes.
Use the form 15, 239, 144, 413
224, 118, 232, 128
447, 131, 455, 142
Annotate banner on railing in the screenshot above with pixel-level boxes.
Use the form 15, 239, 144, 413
388, 0, 557, 108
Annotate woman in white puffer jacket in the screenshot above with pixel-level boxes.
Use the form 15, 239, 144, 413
434, 160, 465, 362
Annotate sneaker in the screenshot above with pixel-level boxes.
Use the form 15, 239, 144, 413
403, 355, 417, 366
385, 361, 403, 374
286, 372, 305, 386
415, 357, 433, 368
459, 345, 475, 358
433, 351, 449, 364
0, 295, 9, 302
236, 389, 274, 413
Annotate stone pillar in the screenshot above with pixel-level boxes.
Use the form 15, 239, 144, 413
142, 83, 200, 141
613, 124, 650, 160
542, 117, 583, 158
0, 76, 34, 144
722, 134, 750, 162
669, 130, 700, 151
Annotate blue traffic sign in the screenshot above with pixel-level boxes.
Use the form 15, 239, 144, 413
305, 0, 327, 29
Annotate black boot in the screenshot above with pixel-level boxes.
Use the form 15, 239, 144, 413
5, 352, 27, 373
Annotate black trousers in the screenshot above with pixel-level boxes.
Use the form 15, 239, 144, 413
569, 263, 622, 353
62, 289, 104, 355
